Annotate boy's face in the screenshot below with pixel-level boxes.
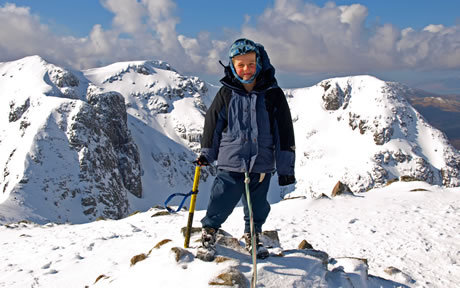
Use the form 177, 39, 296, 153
232, 52, 257, 82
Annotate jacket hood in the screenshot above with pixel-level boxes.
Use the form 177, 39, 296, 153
220, 43, 278, 92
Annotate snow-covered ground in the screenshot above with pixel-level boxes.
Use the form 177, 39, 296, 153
1, 181, 458, 288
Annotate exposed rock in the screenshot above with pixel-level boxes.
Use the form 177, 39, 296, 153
400, 175, 419, 182
384, 266, 416, 284
218, 235, 247, 254
215, 256, 233, 263
9, 98, 30, 122
87, 88, 142, 198
51, 69, 79, 88
348, 112, 368, 135
331, 181, 353, 197
151, 211, 170, 217
94, 274, 109, 284
46, 67, 85, 99
153, 239, 172, 249
414, 157, 437, 183
68, 96, 130, 219
130, 253, 147, 266
371, 165, 389, 186
170, 247, 194, 263
410, 188, 430, 192
208, 267, 248, 287
261, 230, 281, 248
373, 127, 393, 145
298, 239, 314, 250
317, 193, 331, 200
322, 83, 344, 110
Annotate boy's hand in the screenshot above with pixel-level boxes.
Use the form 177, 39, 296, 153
193, 155, 210, 166
279, 175, 296, 186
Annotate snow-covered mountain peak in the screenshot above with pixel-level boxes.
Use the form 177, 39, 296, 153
0, 55, 88, 103
84, 59, 215, 151
84, 60, 178, 87
0, 57, 142, 224
287, 75, 459, 197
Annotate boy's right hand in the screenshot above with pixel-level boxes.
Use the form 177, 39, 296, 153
193, 155, 210, 166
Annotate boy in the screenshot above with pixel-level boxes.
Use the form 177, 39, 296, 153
195, 38, 296, 261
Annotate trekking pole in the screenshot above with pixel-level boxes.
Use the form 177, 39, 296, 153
244, 172, 257, 288
184, 165, 201, 248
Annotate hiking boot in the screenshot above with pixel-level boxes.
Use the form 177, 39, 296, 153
243, 232, 269, 259
196, 227, 217, 261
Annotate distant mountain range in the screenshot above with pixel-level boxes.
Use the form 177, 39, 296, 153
404, 90, 460, 150
0, 56, 458, 224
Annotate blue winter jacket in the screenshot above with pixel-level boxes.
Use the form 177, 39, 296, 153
201, 44, 295, 176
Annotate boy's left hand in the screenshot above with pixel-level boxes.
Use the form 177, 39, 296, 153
279, 175, 296, 186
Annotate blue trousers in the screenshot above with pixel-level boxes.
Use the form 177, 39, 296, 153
201, 169, 271, 234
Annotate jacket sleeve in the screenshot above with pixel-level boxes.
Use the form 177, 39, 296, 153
200, 87, 228, 163
272, 88, 295, 176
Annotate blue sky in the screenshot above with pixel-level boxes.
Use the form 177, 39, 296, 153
1, 0, 459, 93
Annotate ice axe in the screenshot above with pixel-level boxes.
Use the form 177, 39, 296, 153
184, 165, 201, 248
163, 165, 201, 248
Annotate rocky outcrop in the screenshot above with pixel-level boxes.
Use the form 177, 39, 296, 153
67, 86, 142, 219
322, 83, 344, 110
87, 88, 142, 198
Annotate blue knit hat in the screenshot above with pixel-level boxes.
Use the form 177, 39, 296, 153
229, 38, 262, 84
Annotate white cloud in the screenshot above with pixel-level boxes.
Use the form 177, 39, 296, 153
240, 0, 460, 74
0, 0, 459, 78
101, 0, 146, 34
423, 24, 445, 33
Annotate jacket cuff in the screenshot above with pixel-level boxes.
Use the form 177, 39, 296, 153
201, 148, 216, 163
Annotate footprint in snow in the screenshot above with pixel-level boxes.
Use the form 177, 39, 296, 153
87, 243, 95, 251
349, 218, 359, 224
74, 253, 84, 260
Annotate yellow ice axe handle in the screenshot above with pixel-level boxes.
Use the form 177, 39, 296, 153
184, 166, 201, 248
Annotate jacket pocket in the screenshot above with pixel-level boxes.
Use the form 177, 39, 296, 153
220, 132, 245, 146
254, 135, 275, 171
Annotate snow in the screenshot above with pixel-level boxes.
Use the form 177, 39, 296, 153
1, 181, 458, 287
